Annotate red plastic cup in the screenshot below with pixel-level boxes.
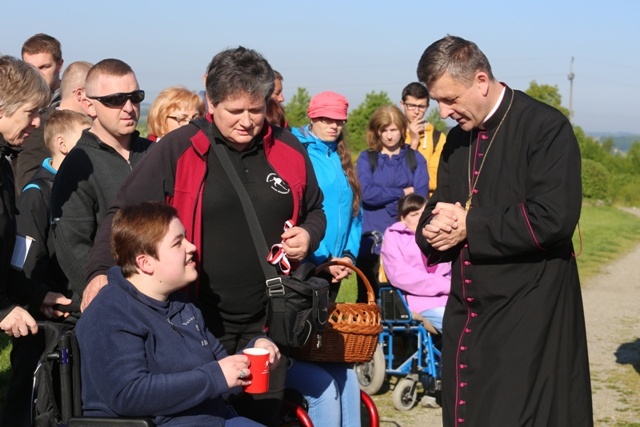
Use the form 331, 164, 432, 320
242, 348, 270, 394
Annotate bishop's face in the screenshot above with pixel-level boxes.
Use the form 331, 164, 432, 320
428, 72, 488, 131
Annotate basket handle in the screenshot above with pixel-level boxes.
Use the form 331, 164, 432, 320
316, 260, 377, 305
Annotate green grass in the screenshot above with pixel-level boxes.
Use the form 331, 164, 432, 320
335, 206, 640, 301
336, 274, 358, 303
2, 206, 640, 417
0, 334, 11, 411
573, 206, 640, 281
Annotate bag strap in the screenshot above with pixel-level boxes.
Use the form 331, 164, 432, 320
369, 149, 417, 173
431, 129, 442, 154
405, 147, 417, 173
204, 125, 286, 297
367, 150, 378, 172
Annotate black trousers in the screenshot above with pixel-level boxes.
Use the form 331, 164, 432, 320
215, 316, 288, 427
356, 251, 380, 302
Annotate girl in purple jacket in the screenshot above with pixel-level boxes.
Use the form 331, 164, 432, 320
381, 194, 450, 332
355, 105, 429, 303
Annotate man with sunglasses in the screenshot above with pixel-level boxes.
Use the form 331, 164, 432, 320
401, 82, 447, 197
51, 59, 152, 303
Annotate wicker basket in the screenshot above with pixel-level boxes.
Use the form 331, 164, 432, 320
293, 260, 382, 363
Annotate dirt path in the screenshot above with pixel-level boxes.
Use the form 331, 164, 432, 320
582, 207, 640, 425
373, 207, 640, 426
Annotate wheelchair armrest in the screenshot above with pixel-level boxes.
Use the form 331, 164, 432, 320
410, 311, 440, 335
67, 417, 155, 426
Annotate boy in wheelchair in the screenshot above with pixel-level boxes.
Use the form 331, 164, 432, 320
75, 202, 280, 426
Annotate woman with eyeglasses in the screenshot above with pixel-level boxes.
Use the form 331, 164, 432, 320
147, 86, 205, 141
355, 105, 429, 303
286, 91, 363, 427
0, 56, 72, 425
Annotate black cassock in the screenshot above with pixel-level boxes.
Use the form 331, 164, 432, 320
417, 87, 593, 427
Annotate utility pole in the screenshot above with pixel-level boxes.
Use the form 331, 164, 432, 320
568, 57, 575, 123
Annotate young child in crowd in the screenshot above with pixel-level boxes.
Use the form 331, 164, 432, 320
12, 109, 90, 306
380, 194, 450, 333
3, 109, 89, 425
75, 202, 279, 426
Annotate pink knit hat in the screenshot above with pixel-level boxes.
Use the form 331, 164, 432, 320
307, 91, 349, 120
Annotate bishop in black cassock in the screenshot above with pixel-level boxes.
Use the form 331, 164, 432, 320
415, 36, 593, 427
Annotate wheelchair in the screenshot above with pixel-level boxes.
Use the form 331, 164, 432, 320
32, 319, 379, 427
355, 286, 442, 411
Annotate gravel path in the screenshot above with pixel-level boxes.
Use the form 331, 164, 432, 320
374, 207, 640, 426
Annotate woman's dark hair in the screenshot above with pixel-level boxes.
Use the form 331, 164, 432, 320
205, 46, 274, 105
266, 98, 286, 127
397, 193, 427, 220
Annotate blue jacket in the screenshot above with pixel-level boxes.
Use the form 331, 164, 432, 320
292, 125, 362, 265
76, 267, 256, 426
356, 147, 428, 252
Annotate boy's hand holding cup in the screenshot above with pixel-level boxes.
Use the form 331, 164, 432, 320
243, 338, 280, 394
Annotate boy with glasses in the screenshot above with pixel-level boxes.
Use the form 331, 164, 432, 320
51, 59, 152, 303
400, 82, 447, 197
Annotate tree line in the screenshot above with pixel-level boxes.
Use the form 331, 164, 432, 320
284, 84, 640, 206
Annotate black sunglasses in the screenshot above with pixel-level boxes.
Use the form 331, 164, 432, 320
87, 90, 145, 107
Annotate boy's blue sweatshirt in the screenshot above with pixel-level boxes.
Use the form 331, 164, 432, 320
76, 267, 255, 426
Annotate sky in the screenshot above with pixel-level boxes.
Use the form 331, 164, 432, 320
2, 1, 639, 134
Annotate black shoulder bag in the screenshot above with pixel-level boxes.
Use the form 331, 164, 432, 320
207, 128, 329, 349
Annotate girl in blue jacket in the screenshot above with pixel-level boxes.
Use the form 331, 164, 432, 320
291, 91, 362, 300
287, 91, 362, 427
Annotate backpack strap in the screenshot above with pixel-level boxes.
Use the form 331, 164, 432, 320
369, 149, 417, 173
367, 150, 378, 172
23, 177, 53, 220
405, 147, 417, 173
431, 129, 442, 154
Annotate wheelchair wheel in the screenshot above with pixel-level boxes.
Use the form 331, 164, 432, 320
355, 344, 385, 395
392, 378, 418, 411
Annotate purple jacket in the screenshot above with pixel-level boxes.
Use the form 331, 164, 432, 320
356, 147, 429, 237
381, 221, 450, 313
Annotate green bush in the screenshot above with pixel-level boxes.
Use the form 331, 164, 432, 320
582, 159, 611, 202
611, 174, 640, 206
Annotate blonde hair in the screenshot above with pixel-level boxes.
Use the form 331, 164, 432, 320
366, 105, 408, 152
0, 56, 50, 116
44, 109, 91, 153
147, 86, 205, 138
337, 136, 361, 217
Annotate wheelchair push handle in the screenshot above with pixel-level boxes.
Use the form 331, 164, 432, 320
316, 260, 377, 305
53, 303, 82, 315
